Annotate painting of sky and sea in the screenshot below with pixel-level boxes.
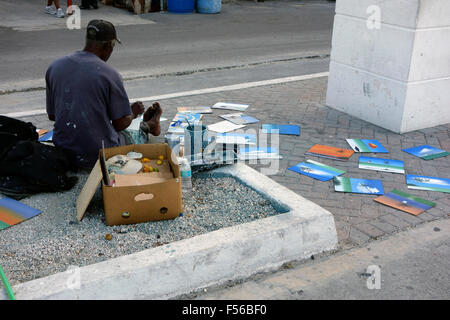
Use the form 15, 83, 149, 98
403, 145, 449, 160
262, 124, 300, 136
359, 156, 405, 174
288, 160, 346, 181
220, 113, 259, 125
334, 177, 384, 195
346, 139, 388, 153
406, 175, 450, 193
374, 189, 435, 215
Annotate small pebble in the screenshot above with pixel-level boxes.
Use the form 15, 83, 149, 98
105, 234, 112, 241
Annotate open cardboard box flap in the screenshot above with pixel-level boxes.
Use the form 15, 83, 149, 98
76, 143, 181, 224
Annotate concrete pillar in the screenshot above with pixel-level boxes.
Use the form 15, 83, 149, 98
326, 0, 450, 133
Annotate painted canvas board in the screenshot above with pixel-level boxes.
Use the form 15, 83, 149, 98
346, 139, 388, 153
402, 145, 449, 160
288, 160, 346, 181
172, 113, 203, 123
406, 175, 450, 193
359, 156, 405, 174
215, 133, 257, 145
167, 120, 189, 134
38, 130, 53, 142
334, 177, 384, 195
306, 144, 354, 161
177, 106, 212, 114
0, 197, 42, 230
237, 147, 282, 160
374, 189, 435, 215
220, 113, 259, 125
262, 124, 300, 136
212, 102, 249, 111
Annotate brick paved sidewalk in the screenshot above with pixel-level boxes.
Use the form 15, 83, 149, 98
23, 76, 450, 249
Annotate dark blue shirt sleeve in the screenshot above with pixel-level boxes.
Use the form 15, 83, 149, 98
108, 72, 131, 121
45, 67, 55, 117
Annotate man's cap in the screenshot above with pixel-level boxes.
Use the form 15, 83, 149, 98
86, 20, 121, 44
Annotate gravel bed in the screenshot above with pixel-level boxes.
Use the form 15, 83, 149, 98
0, 173, 280, 285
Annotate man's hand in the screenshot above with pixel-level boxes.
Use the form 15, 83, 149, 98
131, 101, 145, 119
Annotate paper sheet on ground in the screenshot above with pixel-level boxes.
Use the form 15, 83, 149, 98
208, 121, 246, 133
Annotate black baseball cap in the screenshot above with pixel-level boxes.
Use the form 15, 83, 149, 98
86, 19, 121, 44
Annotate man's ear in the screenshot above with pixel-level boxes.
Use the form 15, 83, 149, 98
103, 41, 111, 51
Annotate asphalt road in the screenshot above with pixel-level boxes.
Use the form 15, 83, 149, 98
0, 0, 335, 93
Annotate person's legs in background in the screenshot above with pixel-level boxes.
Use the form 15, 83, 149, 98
80, 0, 91, 9
81, 0, 99, 10
45, 1, 65, 18
89, 0, 99, 9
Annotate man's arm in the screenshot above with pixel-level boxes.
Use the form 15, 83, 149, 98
46, 68, 55, 122
112, 101, 145, 132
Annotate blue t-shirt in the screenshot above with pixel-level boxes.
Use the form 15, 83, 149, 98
46, 51, 131, 168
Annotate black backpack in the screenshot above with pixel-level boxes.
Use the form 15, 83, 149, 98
0, 116, 78, 199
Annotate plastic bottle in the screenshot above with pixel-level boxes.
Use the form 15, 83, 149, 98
179, 157, 192, 192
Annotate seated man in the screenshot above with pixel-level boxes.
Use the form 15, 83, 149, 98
46, 19, 161, 169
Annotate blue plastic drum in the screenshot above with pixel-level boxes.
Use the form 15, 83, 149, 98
168, 0, 195, 13
197, 0, 221, 14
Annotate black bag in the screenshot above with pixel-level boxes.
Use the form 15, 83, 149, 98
0, 117, 78, 199
0, 115, 39, 142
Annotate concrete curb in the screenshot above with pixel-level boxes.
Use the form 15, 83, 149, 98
1, 164, 337, 300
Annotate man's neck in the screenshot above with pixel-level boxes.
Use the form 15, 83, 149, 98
83, 47, 104, 61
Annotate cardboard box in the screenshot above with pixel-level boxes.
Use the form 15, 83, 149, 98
77, 143, 182, 226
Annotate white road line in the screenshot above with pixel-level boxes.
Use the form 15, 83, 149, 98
2, 72, 329, 118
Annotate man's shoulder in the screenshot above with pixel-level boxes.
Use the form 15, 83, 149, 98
48, 55, 71, 70
48, 51, 122, 81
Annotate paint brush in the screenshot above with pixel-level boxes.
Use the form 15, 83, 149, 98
0, 265, 16, 300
